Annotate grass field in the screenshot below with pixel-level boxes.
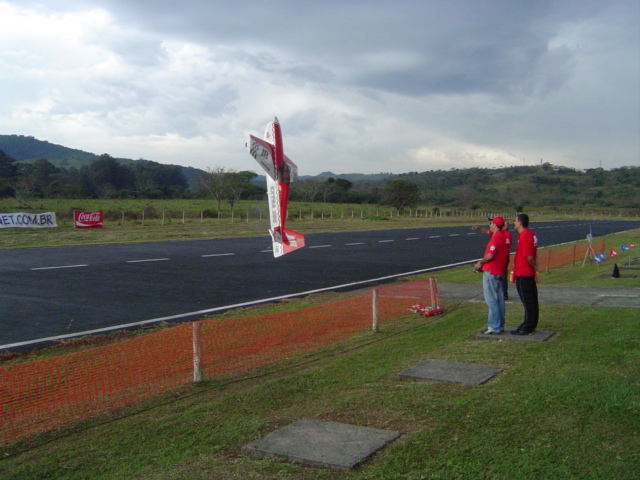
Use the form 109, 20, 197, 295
1, 229, 638, 479
1, 198, 635, 249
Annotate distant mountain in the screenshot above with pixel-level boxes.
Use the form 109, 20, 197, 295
301, 172, 395, 182
0, 135, 397, 188
0, 134, 206, 189
0, 135, 98, 168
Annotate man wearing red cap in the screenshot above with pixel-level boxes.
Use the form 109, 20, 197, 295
471, 219, 512, 301
474, 216, 510, 334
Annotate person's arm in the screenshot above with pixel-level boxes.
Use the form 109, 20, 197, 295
527, 254, 539, 282
471, 226, 490, 235
474, 253, 494, 271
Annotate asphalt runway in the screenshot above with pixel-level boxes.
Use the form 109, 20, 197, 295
1, 219, 638, 351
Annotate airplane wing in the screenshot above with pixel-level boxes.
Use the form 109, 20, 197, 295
247, 134, 277, 180
283, 154, 298, 182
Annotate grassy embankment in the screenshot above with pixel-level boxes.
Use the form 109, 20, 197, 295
0, 198, 635, 249
0, 228, 638, 479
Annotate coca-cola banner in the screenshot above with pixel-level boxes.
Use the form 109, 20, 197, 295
0, 212, 57, 229
74, 211, 104, 228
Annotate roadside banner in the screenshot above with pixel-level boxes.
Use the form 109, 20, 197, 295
0, 212, 57, 229
74, 211, 104, 228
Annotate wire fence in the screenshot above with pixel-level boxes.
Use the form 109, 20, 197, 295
1, 278, 438, 445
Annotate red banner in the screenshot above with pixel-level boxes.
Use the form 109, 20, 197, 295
74, 211, 104, 228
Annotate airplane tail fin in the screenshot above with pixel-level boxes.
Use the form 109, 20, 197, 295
270, 227, 305, 257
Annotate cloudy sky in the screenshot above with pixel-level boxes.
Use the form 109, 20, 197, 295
1, 0, 638, 175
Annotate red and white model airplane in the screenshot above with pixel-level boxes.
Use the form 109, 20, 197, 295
247, 117, 305, 257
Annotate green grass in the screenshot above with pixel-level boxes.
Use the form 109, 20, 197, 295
1, 198, 634, 249
0, 198, 479, 249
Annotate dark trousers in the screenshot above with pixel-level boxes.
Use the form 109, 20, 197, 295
515, 276, 539, 332
503, 260, 510, 298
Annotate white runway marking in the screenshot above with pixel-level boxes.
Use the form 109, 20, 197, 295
309, 245, 332, 249
378, 240, 394, 243
126, 258, 170, 263
31, 264, 88, 271
346, 242, 365, 246
406, 237, 419, 241
201, 253, 235, 257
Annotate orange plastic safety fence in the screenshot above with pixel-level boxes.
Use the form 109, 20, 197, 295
1, 278, 435, 444
538, 239, 605, 272
1, 325, 192, 444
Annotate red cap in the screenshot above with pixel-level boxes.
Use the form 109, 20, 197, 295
489, 216, 505, 228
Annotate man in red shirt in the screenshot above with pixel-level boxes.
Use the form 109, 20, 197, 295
474, 216, 510, 334
471, 220, 512, 300
511, 213, 539, 335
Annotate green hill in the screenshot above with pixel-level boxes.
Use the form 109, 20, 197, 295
0, 135, 98, 168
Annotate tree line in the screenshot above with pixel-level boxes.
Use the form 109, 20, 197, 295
1, 148, 638, 212
0, 149, 419, 213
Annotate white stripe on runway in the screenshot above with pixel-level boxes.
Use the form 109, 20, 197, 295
31, 264, 88, 271
126, 258, 169, 263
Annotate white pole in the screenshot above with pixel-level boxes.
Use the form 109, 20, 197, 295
192, 322, 202, 382
429, 277, 439, 309
372, 289, 379, 332
182, 211, 185, 224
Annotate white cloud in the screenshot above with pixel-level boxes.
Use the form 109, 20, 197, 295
0, 0, 637, 175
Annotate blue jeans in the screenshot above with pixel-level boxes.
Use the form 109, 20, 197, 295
483, 272, 505, 331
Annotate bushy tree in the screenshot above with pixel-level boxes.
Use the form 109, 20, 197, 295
0, 149, 18, 183
380, 179, 420, 212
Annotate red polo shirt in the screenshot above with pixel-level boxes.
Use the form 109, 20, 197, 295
481, 230, 509, 276
514, 228, 537, 277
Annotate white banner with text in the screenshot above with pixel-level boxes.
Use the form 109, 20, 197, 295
0, 212, 58, 229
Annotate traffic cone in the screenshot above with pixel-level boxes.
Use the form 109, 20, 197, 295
612, 263, 620, 278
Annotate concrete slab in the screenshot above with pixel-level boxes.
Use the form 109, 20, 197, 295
477, 330, 555, 342
398, 359, 501, 385
241, 418, 400, 470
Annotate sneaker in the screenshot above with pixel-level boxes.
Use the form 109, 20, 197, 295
480, 328, 501, 335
